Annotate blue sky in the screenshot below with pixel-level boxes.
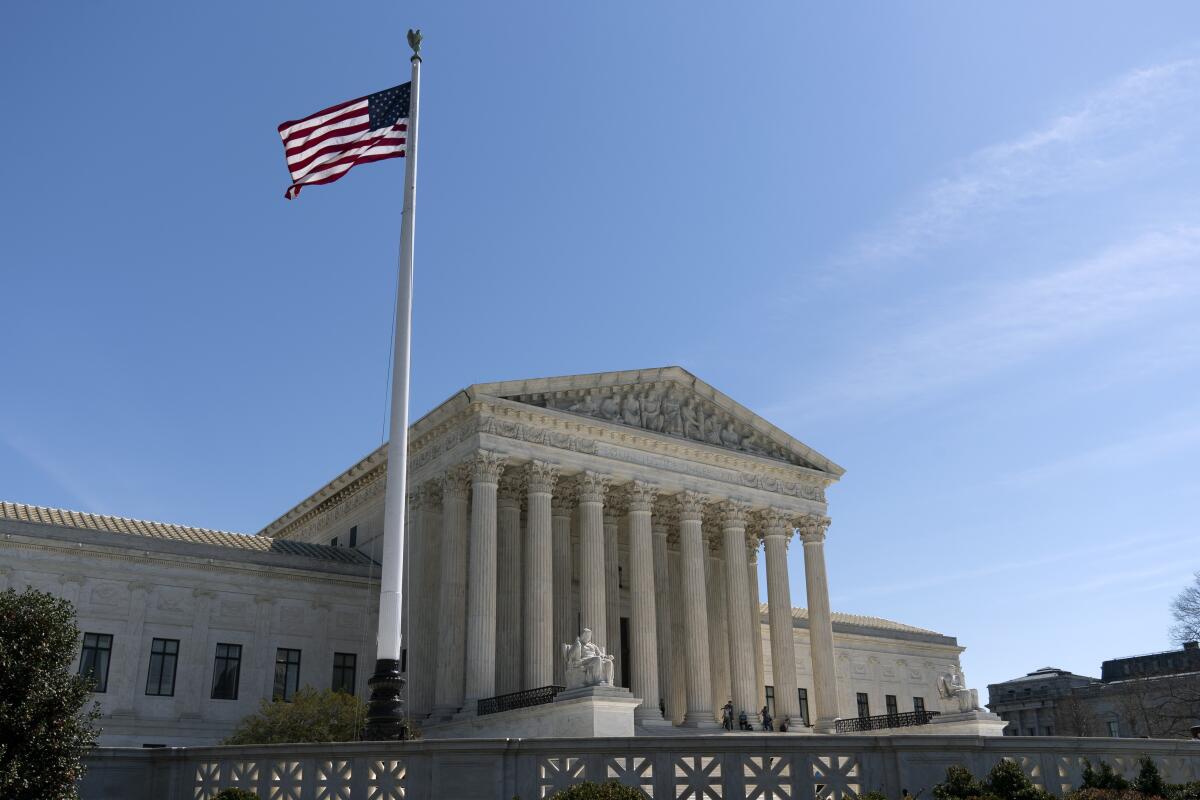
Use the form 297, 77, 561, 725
2, 2, 1197, 693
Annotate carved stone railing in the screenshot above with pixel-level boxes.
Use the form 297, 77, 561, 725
835, 710, 941, 733
81, 734, 1200, 800
477, 685, 565, 716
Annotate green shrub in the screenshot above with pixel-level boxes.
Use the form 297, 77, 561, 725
860, 791, 889, 800
1165, 781, 1200, 800
933, 765, 986, 800
214, 790, 260, 800
1134, 758, 1168, 799
549, 780, 647, 799
223, 687, 368, 744
1065, 789, 1153, 800
982, 759, 1054, 800
0, 588, 101, 800
1081, 760, 1131, 792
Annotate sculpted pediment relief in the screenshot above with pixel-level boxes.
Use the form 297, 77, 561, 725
498, 382, 813, 468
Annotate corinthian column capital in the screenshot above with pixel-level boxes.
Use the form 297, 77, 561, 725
628, 480, 658, 512
716, 499, 751, 528
577, 470, 611, 504
498, 471, 525, 507
762, 508, 796, 538
468, 449, 507, 484
525, 460, 560, 494
440, 463, 472, 500
676, 490, 708, 522
797, 514, 831, 544
414, 480, 442, 509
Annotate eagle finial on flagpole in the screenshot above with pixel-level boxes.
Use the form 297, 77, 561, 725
407, 29, 422, 58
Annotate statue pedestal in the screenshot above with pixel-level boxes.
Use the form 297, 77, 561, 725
551, 685, 642, 737
925, 710, 1008, 737
421, 685, 640, 739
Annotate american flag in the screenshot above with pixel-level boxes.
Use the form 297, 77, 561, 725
278, 83, 411, 199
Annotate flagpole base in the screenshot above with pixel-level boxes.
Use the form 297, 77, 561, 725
364, 658, 409, 740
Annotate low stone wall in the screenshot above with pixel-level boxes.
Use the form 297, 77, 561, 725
80, 734, 1200, 800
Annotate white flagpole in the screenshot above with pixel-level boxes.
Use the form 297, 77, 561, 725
367, 30, 421, 740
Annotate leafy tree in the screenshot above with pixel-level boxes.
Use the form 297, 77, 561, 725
1081, 760, 1131, 792
0, 587, 100, 800
1169, 571, 1200, 644
224, 687, 368, 744
549, 781, 647, 799
214, 790, 260, 800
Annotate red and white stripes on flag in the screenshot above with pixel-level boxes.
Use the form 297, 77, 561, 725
277, 83, 411, 199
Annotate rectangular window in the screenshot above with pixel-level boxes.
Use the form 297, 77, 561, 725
211, 643, 242, 700
856, 692, 870, 718
764, 685, 775, 718
349, 526, 358, 548
797, 687, 810, 727
145, 638, 180, 696
274, 648, 302, 701
1107, 720, 1119, 737
886, 694, 898, 716
330, 536, 339, 547
79, 633, 113, 692
913, 696, 925, 713
332, 652, 356, 694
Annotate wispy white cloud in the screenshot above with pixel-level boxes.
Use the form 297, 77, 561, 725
803, 227, 1200, 411
832, 56, 1200, 271
0, 429, 109, 512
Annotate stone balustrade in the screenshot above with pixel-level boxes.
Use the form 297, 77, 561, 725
80, 736, 1200, 800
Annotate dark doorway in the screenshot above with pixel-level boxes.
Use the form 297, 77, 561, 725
619, 617, 631, 688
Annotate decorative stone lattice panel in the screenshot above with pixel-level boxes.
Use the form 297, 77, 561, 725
606, 755, 654, 798
317, 759, 354, 800
811, 754, 862, 800
194, 762, 221, 800
674, 754, 722, 799
1004, 756, 1046, 790
745, 754, 793, 800
1055, 756, 1087, 795
269, 760, 303, 800
538, 756, 586, 799
367, 759, 406, 800
231, 761, 260, 789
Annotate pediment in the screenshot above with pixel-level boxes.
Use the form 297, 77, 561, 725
467, 366, 843, 476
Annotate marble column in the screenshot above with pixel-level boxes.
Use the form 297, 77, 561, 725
627, 481, 662, 721
667, 541, 687, 725
747, 535, 766, 709
496, 471, 524, 695
651, 515, 673, 719
706, 547, 731, 721
577, 471, 609, 647
432, 465, 471, 719
551, 489, 576, 687
677, 491, 717, 728
463, 450, 506, 710
719, 501, 757, 719
409, 481, 442, 718
604, 509, 621, 681
524, 461, 558, 689
764, 510, 801, 725
800, 514, 839, 733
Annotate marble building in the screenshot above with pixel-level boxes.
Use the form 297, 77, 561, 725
1, 366, 977, 744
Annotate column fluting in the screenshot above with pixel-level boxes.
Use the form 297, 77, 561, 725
432, 465, 471, 719
604, 509, 621, 680
801, 514, 839, 733
577, 471, 610, 649
707, 546, 731, 721
667, 541, 687, 725
409, 481, 441, 718
463, 450, 506, 709
524, 461, 558, 689
627, 481, 662, 721
677, 491, 717, 727
764, 510, 802, 725
719, 501, 758, 720
652, 513, 674, 721
551, 489, 576, 687
747, 534, 766, 710
495, 470, 524, 695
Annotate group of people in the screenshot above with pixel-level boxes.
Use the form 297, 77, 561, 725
721, 701, 791, 732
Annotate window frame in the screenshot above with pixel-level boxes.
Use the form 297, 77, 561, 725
349, 525, 358, 548
913, 696, 925, 713
210, 642, 243, 700
145, 637, 180, 697
797, 687, 810, 727
764, 685, 775, 718
274, 647, 302, 702
332, 652, 357, 694
856, 692, 870, 719
885, 694, 899, 717
79, 632, 114, 693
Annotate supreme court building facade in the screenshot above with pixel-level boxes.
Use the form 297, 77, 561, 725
3, 367, 976, 745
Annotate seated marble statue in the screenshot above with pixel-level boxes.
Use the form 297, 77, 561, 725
561, 627, 615, 689
937, 668, 981, 712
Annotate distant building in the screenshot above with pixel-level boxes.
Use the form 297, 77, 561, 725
988, 643, 1200, 739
